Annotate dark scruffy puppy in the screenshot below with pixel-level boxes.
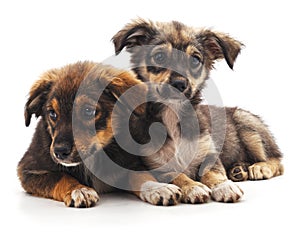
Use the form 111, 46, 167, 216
112, 19, 283, 203
18, 61, 182, 207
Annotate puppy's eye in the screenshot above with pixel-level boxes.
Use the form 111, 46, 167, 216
190, 55, 202, 69
153, 51, 167, 64
82, 107, 96, 119
48, 110, 57, 121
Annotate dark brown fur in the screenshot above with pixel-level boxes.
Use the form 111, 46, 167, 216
18, 61, 183, 207
112, 19, 283, 203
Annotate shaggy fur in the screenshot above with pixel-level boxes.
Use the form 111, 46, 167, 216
112, 19, 283, 203
18, 61, 182, 207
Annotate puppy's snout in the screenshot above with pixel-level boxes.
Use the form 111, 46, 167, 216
170, 79, 187, 92
54, 144, 72, 160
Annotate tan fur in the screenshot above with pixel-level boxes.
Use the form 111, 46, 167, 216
129, 172, 157, 196
95, 114, 113, 147
52, 175, 85, 202
239, 130, 267, 162
112, 19, 244, 203
172, 173, 196, 187
248, 158, 284, 180
112, 19, 283, 204
50, 98, 60, 116
201, 170, 227, 189
172, 174, 211, 203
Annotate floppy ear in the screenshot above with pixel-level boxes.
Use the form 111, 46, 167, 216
198, 30, 243, 69
112, 19, 157, 55
24, 73, 55, 127
106, 71, 147, 116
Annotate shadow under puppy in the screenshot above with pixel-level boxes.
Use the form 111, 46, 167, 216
17, 61, 182, 207
112, 19, 284, 203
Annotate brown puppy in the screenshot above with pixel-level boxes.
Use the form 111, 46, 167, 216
112, 19, 283, 203
18, 61, 182, 207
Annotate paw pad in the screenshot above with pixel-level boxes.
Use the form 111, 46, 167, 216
229, 164, 249, 182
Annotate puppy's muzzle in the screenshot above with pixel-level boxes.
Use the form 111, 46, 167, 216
170, 78, 187, 93
53, 143, 72, 160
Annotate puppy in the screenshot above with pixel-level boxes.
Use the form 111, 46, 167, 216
112, 19, 284, 203
17, 61, 182, 207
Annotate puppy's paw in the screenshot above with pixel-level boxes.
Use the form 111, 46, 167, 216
248, 162, 273, 180
229, 164, 249, 182
139, 181, 182, 206
181, 182, 211, 204
211, 180, 243, 203
64, 187, 99, 208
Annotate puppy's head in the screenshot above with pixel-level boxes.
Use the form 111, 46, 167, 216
25, 62, 145, 167
112, 19, 242, 100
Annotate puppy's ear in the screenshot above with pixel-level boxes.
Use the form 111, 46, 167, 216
112, 19, 157, 55
106, 71, 147, 116
198, 30, 243, 69
24, 73, 55, 126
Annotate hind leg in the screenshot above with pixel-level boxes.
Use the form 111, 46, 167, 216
241, 129, 284, 180
248, 158, 284, 180
228, 162, 250, 182
228, 156, 284, 182
229, 127, 283, 181
228, 128, 267, 182
229, 109, 284, 181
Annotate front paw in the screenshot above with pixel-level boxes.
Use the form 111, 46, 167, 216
139, 181, 182, 206
211, 180, 243, 203
64, 187, 100, 208
181, 182, 211, 204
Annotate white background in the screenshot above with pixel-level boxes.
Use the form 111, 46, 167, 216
0, 0, 299, 235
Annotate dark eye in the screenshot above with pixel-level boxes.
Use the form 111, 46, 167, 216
82, 107, 96, 119
153, 51, 167, 64
190, 55, 202, 69
48, 110, 57, 121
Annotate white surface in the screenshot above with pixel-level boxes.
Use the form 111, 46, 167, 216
1, 0, 299, 235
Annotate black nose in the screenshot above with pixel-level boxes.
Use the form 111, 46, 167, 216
54, 144, 71, 160
170, 79, 187, 92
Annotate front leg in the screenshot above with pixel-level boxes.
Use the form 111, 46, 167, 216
172, 173, 211, 204
52, 174, 99, 207
200, 158, 244, 203
129, 172, 182, 206
18, 167, 99, 207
